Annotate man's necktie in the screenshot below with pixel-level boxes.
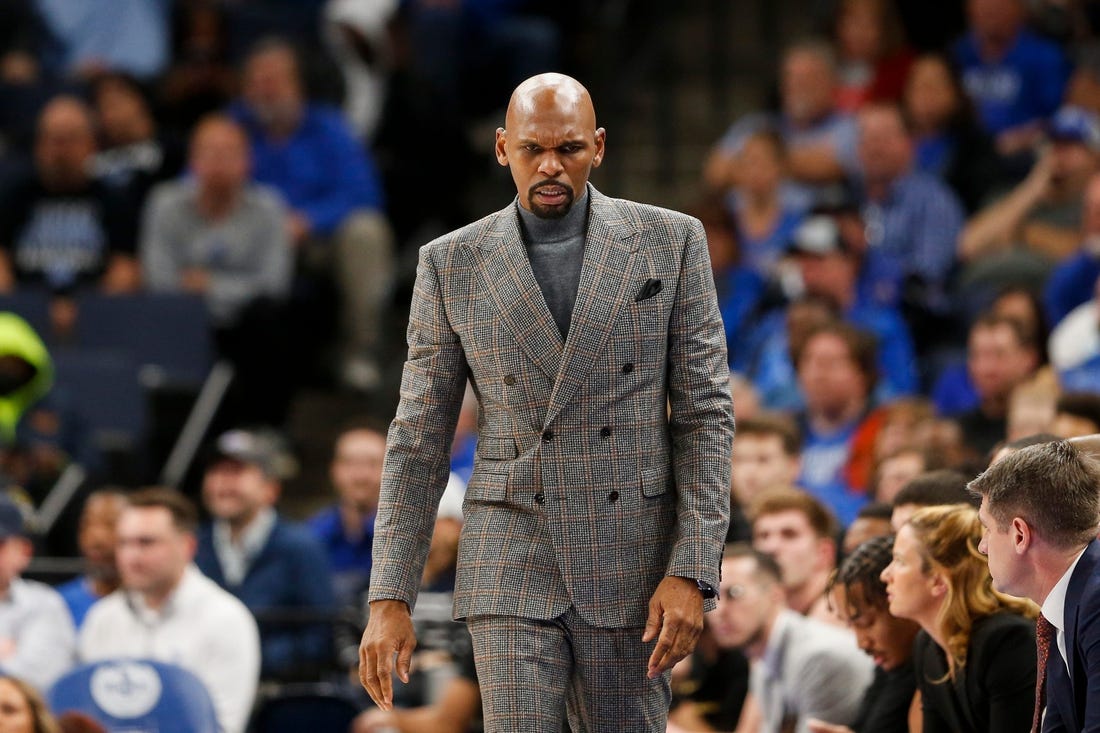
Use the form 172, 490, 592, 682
1033, 614, 1056, 733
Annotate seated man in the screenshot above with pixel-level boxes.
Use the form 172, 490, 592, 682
712, 545, 873, 732
79, 488, 259, 733
230, 37, 395, 390
195, 428, 337, 679
0, 497, 75, 690
749, 487, 840, 624
55, 489, 127, 628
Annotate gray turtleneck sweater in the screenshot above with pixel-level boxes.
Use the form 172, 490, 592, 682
517, 192, 588, 339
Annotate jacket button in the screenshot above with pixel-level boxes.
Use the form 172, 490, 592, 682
534, 492, 545, 505
608, 490, 619, 502
504, 374, 516, 385
542, 430, 554, 443
600, 426, 611, 438
621, 362, 634, 374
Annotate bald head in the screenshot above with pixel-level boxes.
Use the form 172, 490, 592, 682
496, 74, 605, 218
36, 96, 97, 190
190, 114, 251, 193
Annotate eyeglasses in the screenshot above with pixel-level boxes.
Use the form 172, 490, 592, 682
721, 584, 747, 601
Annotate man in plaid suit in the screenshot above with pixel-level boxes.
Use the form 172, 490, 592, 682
359, 73, 734, 731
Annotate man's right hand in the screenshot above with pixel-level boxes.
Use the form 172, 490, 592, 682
359, 599, 417, 710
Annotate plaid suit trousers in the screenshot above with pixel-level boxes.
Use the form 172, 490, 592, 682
467, 608, 671, 732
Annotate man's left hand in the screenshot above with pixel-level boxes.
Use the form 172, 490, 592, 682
642, 575, 704, 679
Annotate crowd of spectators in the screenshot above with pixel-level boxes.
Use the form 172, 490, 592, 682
5, 0, 1100, 731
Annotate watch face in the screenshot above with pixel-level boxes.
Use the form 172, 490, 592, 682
697, 580, 717, 599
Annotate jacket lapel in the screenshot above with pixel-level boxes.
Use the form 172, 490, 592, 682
1063, 538, 1100, 729
476, 203, 564, 383
545, 187, 641, 425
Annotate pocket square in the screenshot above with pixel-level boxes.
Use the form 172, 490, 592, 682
635, 278, 663, 302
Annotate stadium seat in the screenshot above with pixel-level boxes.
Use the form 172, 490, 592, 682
47, 659, 220, 733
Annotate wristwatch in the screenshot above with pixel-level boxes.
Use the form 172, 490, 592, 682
696, 579, 717, 599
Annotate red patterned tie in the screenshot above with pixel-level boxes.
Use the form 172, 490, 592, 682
1033, 615, 1056, 733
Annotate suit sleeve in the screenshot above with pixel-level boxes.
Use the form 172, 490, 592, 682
367, 245, 470, 609
664, 218, 734, 596
1077, 584, 1100, 732
981, 618, 1038, 733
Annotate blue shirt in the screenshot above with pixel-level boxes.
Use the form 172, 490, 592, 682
858, 170, 964, 313
798, 415, 868, 527
55, 576, 100, 629
954, 29, 1069, 136
35, 0, 172, 79
229, 103, 385, 236
306, 505, 374, 609
1045, 250, 1100, 326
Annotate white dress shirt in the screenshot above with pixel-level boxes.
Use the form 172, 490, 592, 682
1041, 548, 1087, 674
0, 577, 76, 690
79, 564, 260, 733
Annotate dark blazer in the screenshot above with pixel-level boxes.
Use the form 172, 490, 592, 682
915, 612, 1037, 733
366, 185, 734, 627
1043, 538, 1100, 733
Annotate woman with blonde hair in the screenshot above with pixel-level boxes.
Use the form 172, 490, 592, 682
881, 504, 1037, 732
0, 675, 61, 733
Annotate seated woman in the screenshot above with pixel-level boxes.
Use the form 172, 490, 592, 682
881, 504, 1037, 733
808, 534, 921, 733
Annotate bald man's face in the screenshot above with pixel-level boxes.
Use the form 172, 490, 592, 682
496, 79, 605, 218
35, 100, 96, 190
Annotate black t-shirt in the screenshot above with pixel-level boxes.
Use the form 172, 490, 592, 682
0, 174, 138, 291
851, 662, 916, 733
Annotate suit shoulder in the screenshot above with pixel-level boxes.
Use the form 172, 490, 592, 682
420, 208, 509, 260
602, 195, 702, 234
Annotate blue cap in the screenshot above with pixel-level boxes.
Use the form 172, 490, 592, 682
0, 499, 26, 539
1049, 106, 1100, 150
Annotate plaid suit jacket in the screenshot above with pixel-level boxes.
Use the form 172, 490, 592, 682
368, 185, 733, 628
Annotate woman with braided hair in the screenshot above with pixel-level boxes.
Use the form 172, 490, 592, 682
808, 535, 921, 733
880, 504, 1038, 733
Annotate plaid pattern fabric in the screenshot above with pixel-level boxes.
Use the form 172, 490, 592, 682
467, 610, 671, 732
368, 185, 734, 628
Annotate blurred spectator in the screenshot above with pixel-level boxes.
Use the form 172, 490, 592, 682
194, 428, 337, 680
840, 502, 893, 556
787, 214, 919, 400
727, 372, 762, 422
159, 0, 238, 134
748, 487, 841, 624
953, 0, 1071, 157
709, 545, 873, 732
0, 1, 53, 159
882, 504, 1037, 733
889, 468, 974, 530
902, 52, 1002, 212
0, 674, 61, 733
871, 444, 931, 503
871, 397, 936, 461
55, 489, 126, 628
448, 383, 478, 485
960, 105, 1100, 263
665, 626, 749, 733
55, 712, 103, 733
988, 430, 1059, 464
832, 0, 914, 112
307, 420, 386, 609
139, 114, 293, 425
79, 488, 260, 733
794, 322, 880, 524
730, 415, 802, 511
0, 497, 74, 691
0, 314, 51, 445
810, 535, 921, 733
1050, 273, 1100, 374
738, 295, 838, 411
725, 130, 807, 278
1051, 390, 1100, 437
32, 0, 173, 81
229, 38, 395, 392
705, 40, 859, 191
854, 102, 965, 321
955, 313, 1041, 455
1044, 171, 1100, 324
89, 73, 184, 211
0, 96, 139, 298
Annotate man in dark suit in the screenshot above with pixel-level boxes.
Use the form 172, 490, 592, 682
970, 439, 1100, 732
358, 73, 734, 731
